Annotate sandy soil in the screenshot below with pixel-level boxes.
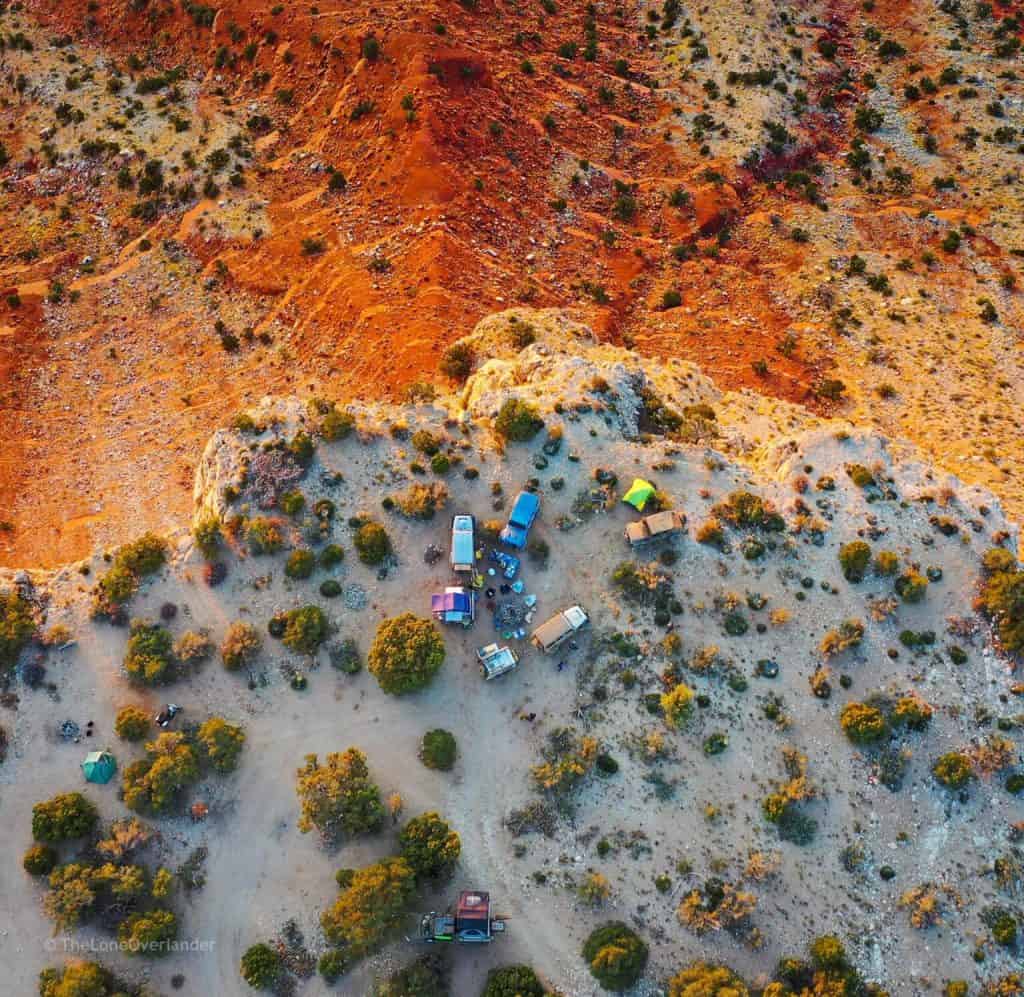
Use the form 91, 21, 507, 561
2, 344, 1022, 994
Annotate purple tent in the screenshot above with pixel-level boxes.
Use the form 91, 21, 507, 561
432, 587, 475, 626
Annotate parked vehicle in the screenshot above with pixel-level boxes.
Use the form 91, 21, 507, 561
412, 891, 506, 944
450, 515, 476, 572
531, 605, 589, 652
477, 643, 520, 680
431, 587, 475, 627
624, 509, 686, 547
500, 491, 540, 549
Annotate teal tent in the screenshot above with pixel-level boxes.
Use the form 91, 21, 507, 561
82, 750, 117, 784
623, 478, 655, 511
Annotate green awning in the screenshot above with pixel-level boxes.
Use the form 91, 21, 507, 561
82, 750, 117, 784
623, 478, 655, 511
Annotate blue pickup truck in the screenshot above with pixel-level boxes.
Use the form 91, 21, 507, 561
500, 491, 540, 549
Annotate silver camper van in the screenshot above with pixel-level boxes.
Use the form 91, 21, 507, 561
450, 515, 476, 573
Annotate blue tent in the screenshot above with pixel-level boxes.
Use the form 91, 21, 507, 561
82, 750, 117, 784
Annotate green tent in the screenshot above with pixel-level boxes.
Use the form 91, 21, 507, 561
623, 478, 655, 511
82, 750, 117, 784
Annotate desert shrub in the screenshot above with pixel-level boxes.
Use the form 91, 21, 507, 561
124, 620, 175, 684
375, 954, 447, 997
579, 871, 612, 906
874, 550, 899, 576
320, 857, 416, 954
661, 683, 694, 728
320, 580, 342, 598
611, 561, 673, 604
114, 705, 151, 741
285, 549, 315, 579
92, 533, 168, 615
122, 732, 199, 813
281, 605, 327, 654
321, 406, 355, 441
296, 748, 384, 839
287, 431, 315, 466
196, 717, 246, 773
892, 695, 933, 730
420, 728, 457, 770
840, 702, 888, 744
531, 728, 598, 794
933, 751, 973, 788
117, 908, 177, 955
23, 843, 58, 876
411, 429, 441, 455
582, 921, 649, 991
221, 621, 262, 670
192, 514, 222, 558
809, 934, 848, 970
668, 962, 749, 997
895, 570, 928, 603
38, 961, 120, 997
494, 398, 544, 441
246, 517, 284, 555
279, 490, 305, 516
819, 618, 864, 657
481, 965, 547, 997
33, 793, 99, 843
240, 942, 281, 989
354, 521, 391, 564
696, 519, 725, 548
174, 630, 213, 665
392, 482, 449, 520
839, 541, 871, 582
977, 551, 1024, 654
318, 948, 350, 984
439, 342, 474, 380
329, 637, 362, 673
399, 812, 461, 880
846, 463, 875, 488
368, 614, 445, 694
320, 543, 345, 567
713, 491, 785, 531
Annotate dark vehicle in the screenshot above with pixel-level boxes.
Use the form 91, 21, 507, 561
500, 491, 540, 549
413, 891, 506, 944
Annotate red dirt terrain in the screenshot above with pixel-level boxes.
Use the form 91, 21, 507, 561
1, 0, 1021, 566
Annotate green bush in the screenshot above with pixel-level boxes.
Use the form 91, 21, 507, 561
481, 965, 547, 997
839, 541, 871, 582
117, 908, 177, 956
23, 843, 58, 876
895, 570, 928, 603
977, 550, 1024, 654
279, 490, 305, 516
420, 728, 457, 770
221, 621, 261, 670
809, 934, 848, 970
494, 398, 544, 441
318, 948, 350, 984
32, 792, 99, 843
122, 732, 200, 814
246, 517, 284, 555
667, 962, 749, 997
368, 614, 445, 694
582, 921, 649, 990
192, 514, 222, 558
240, 942, 281, 989
399, 812, 461, 880
411, 429, 441, 455
124, 620, 175, 684
330, 637, 362, 673
354, 521, 391, 564
320, 579, 342, 598
840, 702, 888, 743
287, 431, 315, 466
321, 407, 355, 441
712, 491, 784, 531
439, 342, 474, 380
375, 954, 446, 997
0, 593, 38, 672
285, 549, 315, 579
114, 705, 151, 741
320, 857, 416, 953
92, 532, 167, 614
933, 751, 973, 788
196, 716, 246, 773
296, 748, 384, 838
320, 544, 345, 567
39, 961, 120, 997
874, 550, 899, 576
282, 605, 328, 655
